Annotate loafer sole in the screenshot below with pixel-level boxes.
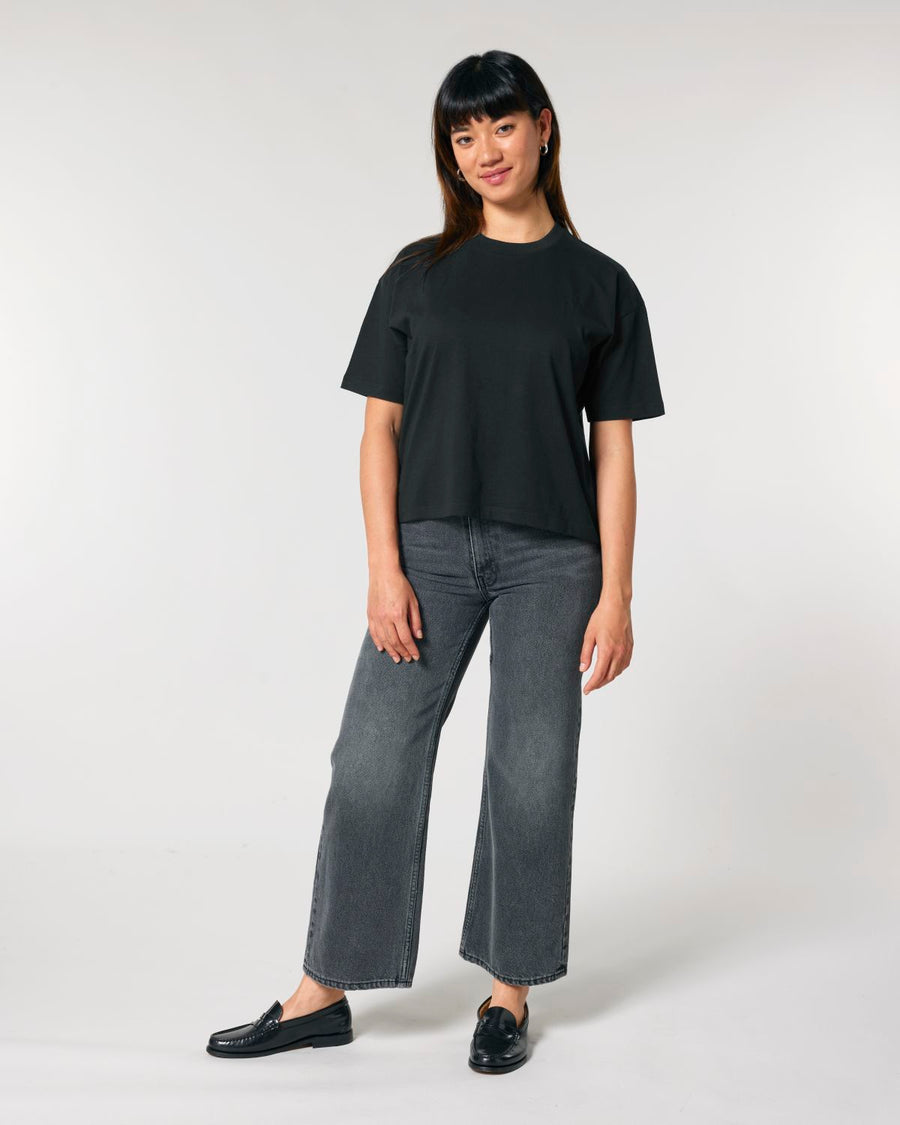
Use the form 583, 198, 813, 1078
206, 1029, 354, 1058
468, 1051, 528, 1074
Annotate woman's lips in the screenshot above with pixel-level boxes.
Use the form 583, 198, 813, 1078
481, 167, 511, 185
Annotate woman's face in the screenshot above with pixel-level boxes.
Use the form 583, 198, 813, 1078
451, 109, 551, 202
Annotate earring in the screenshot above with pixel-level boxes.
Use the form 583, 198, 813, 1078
457, 167, 465, 179
540, 142, 549, 155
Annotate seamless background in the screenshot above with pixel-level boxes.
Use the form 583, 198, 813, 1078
1, 2, 898, 1122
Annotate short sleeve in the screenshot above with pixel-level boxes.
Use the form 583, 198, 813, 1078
339, 265, 408, 405
581, 275, 665, 423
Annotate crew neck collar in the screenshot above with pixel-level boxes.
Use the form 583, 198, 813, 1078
471, 221, 567, 255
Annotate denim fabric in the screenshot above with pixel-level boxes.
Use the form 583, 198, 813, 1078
302, 516, 603, 989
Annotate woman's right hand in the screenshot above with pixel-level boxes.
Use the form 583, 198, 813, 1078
367, 567, 423, 663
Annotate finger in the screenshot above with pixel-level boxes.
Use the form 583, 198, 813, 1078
608, 641, 634, 681
394, 615, 420, 661
578, 635, 595, 673
607, 648, 630, 681
387, 621, 414, 661
384, 621, 412, 663
591, 646, 630, 690
388, 612, 419, 661
607, 648, 630, 679
584, 647, 614, 694
375, 621, 402, 662
409, 600, 424, 641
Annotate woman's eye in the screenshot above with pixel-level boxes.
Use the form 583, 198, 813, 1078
455, 123, 513, 145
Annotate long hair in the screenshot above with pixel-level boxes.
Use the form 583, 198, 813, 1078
396, 50, 580, 273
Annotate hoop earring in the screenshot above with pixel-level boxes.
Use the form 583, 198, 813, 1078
540, 142, 549, 155
457, 167, 465, 179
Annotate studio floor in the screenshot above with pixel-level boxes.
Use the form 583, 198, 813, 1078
2, 847, 897, 1124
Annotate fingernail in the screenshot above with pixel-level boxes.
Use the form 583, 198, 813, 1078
416, 630, 423, 638
579, 662, 587, 671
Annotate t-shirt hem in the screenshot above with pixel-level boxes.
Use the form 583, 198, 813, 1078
398, 503, 600, 545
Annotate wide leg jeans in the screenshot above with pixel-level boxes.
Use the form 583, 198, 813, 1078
302, 515, 603, 988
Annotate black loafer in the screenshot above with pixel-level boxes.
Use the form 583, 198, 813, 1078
207, 997, 353, 1058
468, 994, 529, 1074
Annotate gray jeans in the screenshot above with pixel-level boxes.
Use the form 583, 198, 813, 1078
302, 516, 603, 989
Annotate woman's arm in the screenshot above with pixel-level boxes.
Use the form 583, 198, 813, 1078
578, 419, 637, 693
354, 397, 423, 664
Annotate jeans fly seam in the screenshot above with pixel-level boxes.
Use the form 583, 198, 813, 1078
398, 602, 490, 982
465, 517, 492, 604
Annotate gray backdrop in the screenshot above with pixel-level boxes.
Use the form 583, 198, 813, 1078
2, 2, 897, 1122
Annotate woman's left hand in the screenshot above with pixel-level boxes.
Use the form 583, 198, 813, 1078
579, 596, 634, 694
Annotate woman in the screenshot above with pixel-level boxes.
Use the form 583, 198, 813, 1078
207, 49, 664, 1075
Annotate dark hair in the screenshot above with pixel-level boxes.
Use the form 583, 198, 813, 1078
396, 50, 580, 273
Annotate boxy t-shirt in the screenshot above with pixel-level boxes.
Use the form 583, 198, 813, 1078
339, 220, 665, 544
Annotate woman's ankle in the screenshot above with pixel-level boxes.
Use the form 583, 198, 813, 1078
280, 974, 345, 1018
301, 973, 345, 999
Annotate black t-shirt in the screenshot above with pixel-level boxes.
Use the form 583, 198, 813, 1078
340, 220, 664, 544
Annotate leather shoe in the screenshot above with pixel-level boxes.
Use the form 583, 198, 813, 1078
468, 994, 529, 1073
207, 997, 353, 1058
